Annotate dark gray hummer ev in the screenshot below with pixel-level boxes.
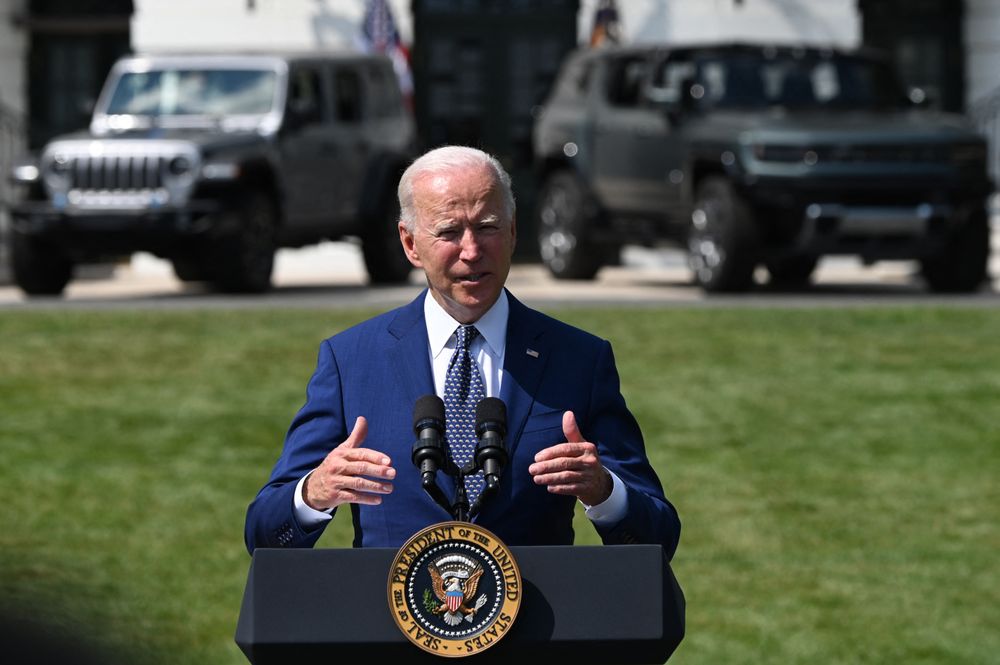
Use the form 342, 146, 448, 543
10, 53, 415, 295
533, 43, 992, 292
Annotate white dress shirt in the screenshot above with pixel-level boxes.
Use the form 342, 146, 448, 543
424, 288, 508, 397
294, 290, 627, 528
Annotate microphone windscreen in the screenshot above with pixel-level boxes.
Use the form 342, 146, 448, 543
475, 397, 507, 435
413, 394, 446, 432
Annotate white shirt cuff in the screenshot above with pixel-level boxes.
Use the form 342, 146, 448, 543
582, 469, 628, 525
294, 472, 335, 528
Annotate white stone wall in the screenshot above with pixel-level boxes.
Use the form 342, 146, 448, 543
965, 0, 1000, 177
0, 0, 27, 117
0, 0, 28, 281
966, 0, 1000, 105
132, 0, 413, 53
578, 0, 859, 48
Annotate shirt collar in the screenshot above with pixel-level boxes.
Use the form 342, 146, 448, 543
424, 290, 509, 360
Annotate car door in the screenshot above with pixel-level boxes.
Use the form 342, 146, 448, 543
645, 54, 696, 219
591, 54, 684, 220
279, 63, 338, 228
325, 64, 368, 225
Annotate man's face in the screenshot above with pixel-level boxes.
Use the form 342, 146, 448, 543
399, 164, 516, 323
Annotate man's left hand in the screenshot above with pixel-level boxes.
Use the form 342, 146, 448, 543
528, 411, 612, 506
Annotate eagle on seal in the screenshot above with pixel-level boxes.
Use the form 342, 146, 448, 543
429, 555, 488, 626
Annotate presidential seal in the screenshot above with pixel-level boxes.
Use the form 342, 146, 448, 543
387, 522, 521, 657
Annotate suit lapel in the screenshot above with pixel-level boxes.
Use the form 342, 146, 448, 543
387, 291, 457, 496
387, 291, 436, 413
500, 292, 551, 462
389, 290, 552, 510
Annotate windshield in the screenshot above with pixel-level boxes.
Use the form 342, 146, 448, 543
104, 69, 278, 116
659, 53, 907, 112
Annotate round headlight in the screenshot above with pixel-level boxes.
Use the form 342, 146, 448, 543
168, 156, 192, 175
50, 154, 71, 175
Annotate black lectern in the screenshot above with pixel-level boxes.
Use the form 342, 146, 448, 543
236, 545, 684, 664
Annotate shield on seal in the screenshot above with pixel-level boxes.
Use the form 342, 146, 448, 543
446, 588, 463, 613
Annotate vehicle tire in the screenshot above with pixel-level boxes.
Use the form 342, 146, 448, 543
537, 171, 607, 280
920, 208, 990, 293
688, 176, 759, 292
171, 256, 209, 282
362, 194, 412, 284
211, 192, 277, 293
10, 230, 73, 296
766, 255, 818, 288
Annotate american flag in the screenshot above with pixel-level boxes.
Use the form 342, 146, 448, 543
359, 0, 413, 102
589, 0, 622, 48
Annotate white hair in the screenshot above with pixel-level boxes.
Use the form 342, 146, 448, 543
397, 146, 516, 232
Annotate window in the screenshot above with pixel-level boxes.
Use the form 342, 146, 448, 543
107, 69, 278, 116
606, 56, 649, 108
648, 57, 695, 106
334, 68, 363, 123
555, 57, 593, 100
286, 67, 324, 124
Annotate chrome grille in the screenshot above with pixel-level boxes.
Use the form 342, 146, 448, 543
43, 140, 199, 209
817, 144, 950, 163
69, 155, 168, 190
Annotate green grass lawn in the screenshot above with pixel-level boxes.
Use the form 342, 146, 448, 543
0, 306, 997, 664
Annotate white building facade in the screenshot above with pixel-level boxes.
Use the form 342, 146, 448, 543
3, 0, 1000, 198
129, 0, 861, 53
577, 0, 859, 48
131, 0, 414, 53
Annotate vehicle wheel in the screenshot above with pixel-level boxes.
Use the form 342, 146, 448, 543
362, 194, 412, 284
766, 255, 818, 288
688, 176, 759, 292
171, 256, 209, 282
10, 230, 73, 296
211, 192, 277, 293
537, 171, 607, 280
920, 208, 990, 293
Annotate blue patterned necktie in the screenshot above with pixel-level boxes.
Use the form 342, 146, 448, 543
443, 325, 485, 503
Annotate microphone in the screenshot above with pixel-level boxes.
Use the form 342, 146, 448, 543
412, 394, 446, 484
474, 397, 508, 492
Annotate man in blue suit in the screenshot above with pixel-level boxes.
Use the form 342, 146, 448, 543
245, 146, 680, 558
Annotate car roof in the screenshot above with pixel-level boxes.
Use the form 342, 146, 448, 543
577, 41, 887, 62
113, 51, 388, 70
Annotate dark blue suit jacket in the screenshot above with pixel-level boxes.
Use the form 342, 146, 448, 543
245, 291, 680, 557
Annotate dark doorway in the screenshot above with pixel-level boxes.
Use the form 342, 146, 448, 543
411, 0, 580, 258
25, 0, 132, 148
859, 0, 964, 112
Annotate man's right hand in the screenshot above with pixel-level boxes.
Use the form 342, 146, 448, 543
302, 416, 396, 511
